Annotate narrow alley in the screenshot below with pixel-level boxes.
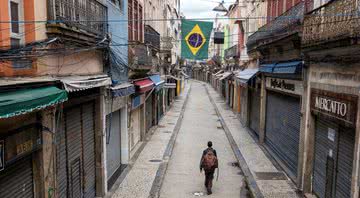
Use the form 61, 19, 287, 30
160, 82, 245, 198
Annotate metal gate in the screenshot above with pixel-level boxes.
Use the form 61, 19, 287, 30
106, 110, 122, 189
0, 156, 33, 197
265, 91, 301, 177
249, 89, 261, 136
145, 94, 153, 132
57, 102, 96, 198
313, 117, 354, 198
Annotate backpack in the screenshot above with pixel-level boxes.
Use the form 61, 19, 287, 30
202, 149, 218, 171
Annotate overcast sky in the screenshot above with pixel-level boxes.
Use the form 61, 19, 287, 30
180, 0, 219, 20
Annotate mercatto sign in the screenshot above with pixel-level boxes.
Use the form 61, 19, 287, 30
311, 89, 358, 125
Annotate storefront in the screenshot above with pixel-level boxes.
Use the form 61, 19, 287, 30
0, 85, 67, 198
106, 83, 134, 190
129, 94, 145, 152
310, 89, 357, 198
149, 75, 165, 123
264, 76, 303, 179
236, 69, 259, 136
219, 72, 232, 100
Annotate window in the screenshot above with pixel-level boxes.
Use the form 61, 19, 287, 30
10, 1, 19, 34
129, 0, 133, 40
139, 5, 143, 42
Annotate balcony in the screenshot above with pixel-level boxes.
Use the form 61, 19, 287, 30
247, 2, 304, 51
161, 36, 174, 52
47, 0, 107, 40
302, 0, 358, 48
225, 45, 239, 59
129, 44, 153, 70
145, 25, 160, 50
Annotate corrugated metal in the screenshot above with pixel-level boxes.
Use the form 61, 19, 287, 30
0, 156, 33, 198
335, 126, 354, 198
106, 110, 122, 180
146, 95, 153, 132
130, 108, 141, 150
66, 107, 83, 197
312, 118, 355, 198
265, 91, 301, 177
57, 102, 96, 198
249, 89, 261, 136
313, 118, 338, 198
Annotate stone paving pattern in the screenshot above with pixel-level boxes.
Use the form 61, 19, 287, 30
206, 83, 299, 198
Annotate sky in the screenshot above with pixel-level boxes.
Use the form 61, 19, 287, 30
180, 0, 221, 20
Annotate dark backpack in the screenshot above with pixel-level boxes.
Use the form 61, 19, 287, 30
202, 149, 218, 171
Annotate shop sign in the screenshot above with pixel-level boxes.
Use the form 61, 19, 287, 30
266, 77, 303, 95
311, 89, 358, 125
132, 94, 145, 109
0, 140, 4, 172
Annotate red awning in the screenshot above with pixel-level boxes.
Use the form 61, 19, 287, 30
134, 79, 154, 93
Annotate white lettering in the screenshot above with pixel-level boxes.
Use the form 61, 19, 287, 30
314, 96, 347, 117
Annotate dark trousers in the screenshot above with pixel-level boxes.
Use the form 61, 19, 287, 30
204, 171, 214, 192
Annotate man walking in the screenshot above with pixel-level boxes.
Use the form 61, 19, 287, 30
200, 141, 218, 195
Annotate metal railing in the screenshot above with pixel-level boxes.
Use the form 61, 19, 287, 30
247, 2, 304, 50
302, 0, 358, 47
225, 45, 238, 58
145, 25, 160, 50
48, 0, 107, 36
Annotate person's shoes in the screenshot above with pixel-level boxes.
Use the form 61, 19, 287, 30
207, 189, 212, 195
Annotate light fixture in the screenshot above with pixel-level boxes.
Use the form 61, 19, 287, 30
212, 0, 228, 12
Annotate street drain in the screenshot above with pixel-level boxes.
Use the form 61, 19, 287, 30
167, 123, 175, 125
193, 191, 205, 196
163, 131, 172, 133
229, 162, 240, 167
158, 125, 165, 128
149, 159, 162, 163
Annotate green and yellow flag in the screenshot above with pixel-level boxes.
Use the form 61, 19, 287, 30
181, 20, 213, 60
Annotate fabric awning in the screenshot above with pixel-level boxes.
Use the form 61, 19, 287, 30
164, 83, 177, 89
213, 70, 224, 76
180, 71, 190, 79
61, 75, 111, 92
260, 61, 302, 74
149, 75, 165, 86
236, 69, 259, 84
166, 75, 180, 81
111, 83, 135, 97
0, 86, 68, 119
134, 79, 154, 93
219, 72, 233, 81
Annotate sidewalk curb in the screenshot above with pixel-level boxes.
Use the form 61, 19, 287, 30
148, 84, 192, 198
204, 83, 264, 198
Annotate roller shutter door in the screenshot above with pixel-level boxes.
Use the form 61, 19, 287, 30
249, 89, 261, 137
265, 91, 301, 177
57, 102, 96, 198
0, 156, 33, 198
312, 117, 355, 198
312, 118, 338, 198
146, 96, 153, 132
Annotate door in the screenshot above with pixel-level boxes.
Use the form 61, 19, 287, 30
57, 102, 96, 198
312, 117, 355, 198
146, 94, 153, 132
249, 89, 261, 137
0, 156, 34, 198
130, 108, 141, 150
265, 91, 301, 178
106, 110, 122, 189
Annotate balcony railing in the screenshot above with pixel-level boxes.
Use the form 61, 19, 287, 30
225, 45, 239, 58
48, 0, 107, 36
247, 2, 304, 51
145, 25, 160, 50
134, 45, 152, 67
302, 0, 358, 47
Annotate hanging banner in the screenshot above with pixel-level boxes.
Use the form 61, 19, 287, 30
181, 20, 213, 60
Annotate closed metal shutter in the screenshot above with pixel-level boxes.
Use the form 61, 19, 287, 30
146, 96, 153, 132
57, 102, 96, 198
312, 118, 338, 198
0, 156, 33, 198
335, 126, 354, 198
312, 117, 355, 198
82, 102, 96, 198
106, 110, 122, 185
249, 89, 261, 136
265, 91, 301, 177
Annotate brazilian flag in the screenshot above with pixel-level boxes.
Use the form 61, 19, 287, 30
181, 20, 213, 60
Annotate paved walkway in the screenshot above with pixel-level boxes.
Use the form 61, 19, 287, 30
206, 82, 299, 198
160, 82, 245, 198
110, 84, 191, 198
